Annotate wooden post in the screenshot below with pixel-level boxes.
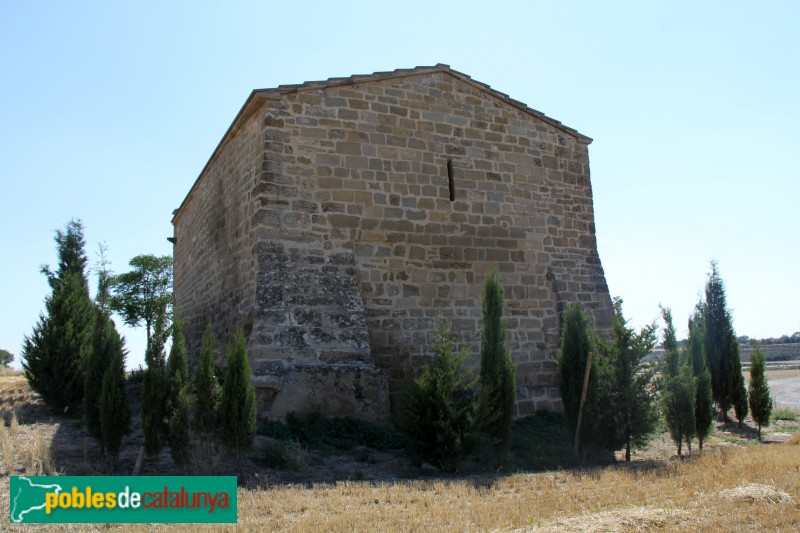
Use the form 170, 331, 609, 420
573, 350, 593, 456
132, 445, 145, 476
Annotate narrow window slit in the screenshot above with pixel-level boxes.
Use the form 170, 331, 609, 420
447, 159, 455, 201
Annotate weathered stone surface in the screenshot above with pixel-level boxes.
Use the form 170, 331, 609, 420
172, 64, 613, 419
263, 363, 389, 422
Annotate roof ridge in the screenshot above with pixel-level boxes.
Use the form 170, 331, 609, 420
252, 64, 589, 143
173, 64, 591, 221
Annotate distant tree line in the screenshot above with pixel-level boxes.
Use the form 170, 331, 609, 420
739, 333, 800, 346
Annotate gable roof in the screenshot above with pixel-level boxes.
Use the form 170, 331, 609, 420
173, 64, 591, 221
253, 64, 591, 143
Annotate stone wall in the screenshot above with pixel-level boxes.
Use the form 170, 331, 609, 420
172, 104, 263, 360
173, 66, 614, 418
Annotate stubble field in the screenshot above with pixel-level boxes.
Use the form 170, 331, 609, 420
2, 369, 799, 531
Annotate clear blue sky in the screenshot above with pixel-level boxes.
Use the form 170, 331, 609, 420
2, 1, 798, 369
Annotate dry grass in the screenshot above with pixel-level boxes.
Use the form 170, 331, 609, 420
5, 442, 790, 531
0, 410, 56, 476
231, 444, 800, 532
1, 375, 800, 531
0, 373, 33, 406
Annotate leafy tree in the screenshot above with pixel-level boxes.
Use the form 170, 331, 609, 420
748, 345, 773, 440
396, 320, 478, 471
557, 303, 593, 440
99, 329, 130, 471
110, 254, 173, 348
603, 298, 658, 461
23, 272, 94, 411
686, 306, 713, 449
23, 220, 95, 411
477, 271, 516, 449
0, 349, 13, 367
84, 307, 125, 445
219, 328, 256, 475
167, 319, 191, 465
702, 261, 742, 422
660, 306, 696, 456
193, 324, 221, 434
141, 309, 169, 465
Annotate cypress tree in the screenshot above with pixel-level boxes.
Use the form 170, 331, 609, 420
396, 320, 478, 471
579, 353, 623, 452
660, 306, 681, 380
730, 342, 748, 428
193, 324, 220, 434
660, 306, 697, 456
23, 271, 94, 411
663, 362, 696, 456
477, 271, 516, 448
23, 219, 94, 412
41, 218, 90, 290
748, 345, 773, 440
169, 387, 191, 467
167, 319, 189, 409
702, 261, 742, 422
85, 307, 125, 446
606, 299, 659, 461
688, 307, 713, 450
142, 310, 169, 464
167, 320, 191, 465
556, 303, 620, 453
557, 303, 593, 440
99, 332, 130, 471
220, 328, 256, 475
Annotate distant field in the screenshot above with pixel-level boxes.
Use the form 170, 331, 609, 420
760, 368, 800, 410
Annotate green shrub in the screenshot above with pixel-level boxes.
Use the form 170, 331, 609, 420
772, 406, 797, 421
257, 442, 289, 469
507, 410, 572, 470
260, 411, 403, 452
